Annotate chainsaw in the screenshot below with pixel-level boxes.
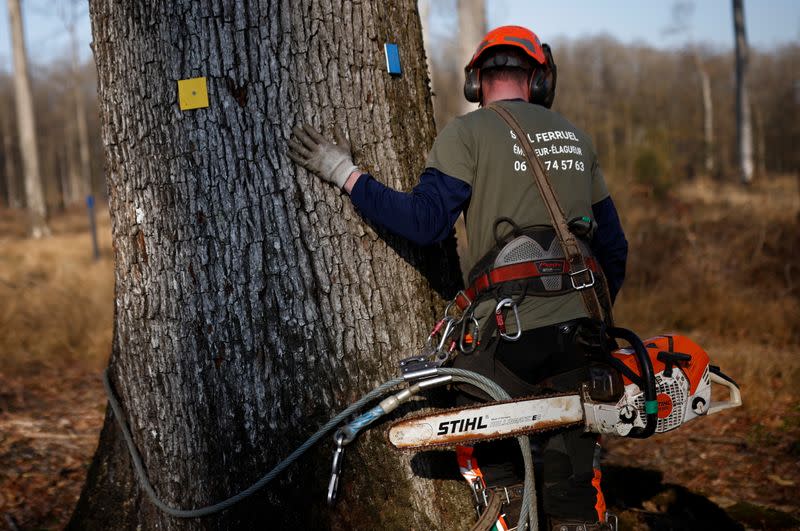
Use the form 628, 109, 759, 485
388, 327, 741, 450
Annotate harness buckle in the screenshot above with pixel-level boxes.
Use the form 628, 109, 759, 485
495, 298, 522, 341
569, 267, 595, 290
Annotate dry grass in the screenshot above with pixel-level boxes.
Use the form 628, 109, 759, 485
0, 207, 113, 383
612, 175, 800, 410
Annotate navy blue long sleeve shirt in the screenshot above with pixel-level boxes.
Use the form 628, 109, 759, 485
349, 168, 628, 301
590, 196, 628, 302
350, 168, 471, 246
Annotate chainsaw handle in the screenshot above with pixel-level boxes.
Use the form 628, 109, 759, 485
607, 326, 658, 438
707, 370, 742, 415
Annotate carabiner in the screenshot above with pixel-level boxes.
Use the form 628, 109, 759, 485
495, 298, 522, 341
459, 315, 480, 353
327, 432, 346, 506
426, 318, 447, 345
436, 316, 459, 352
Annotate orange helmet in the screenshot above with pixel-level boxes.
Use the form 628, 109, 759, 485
464, 25, 557, 107
466, 25, 547, 69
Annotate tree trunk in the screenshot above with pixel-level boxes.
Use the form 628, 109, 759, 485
456, 0, 486, 116
0, 107, 21, 208
7, 0, 49, 236
733, 0, 754, 184
69, 17, 93, 206
69, 1, 469, 530
695, 54, 714, 175
754, 104, 767, 179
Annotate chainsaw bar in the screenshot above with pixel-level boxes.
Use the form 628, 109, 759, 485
388, 393, 585, 451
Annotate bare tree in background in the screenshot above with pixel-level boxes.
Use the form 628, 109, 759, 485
733, 0, 754, 184
64, 0, 92, 206
7, 0, 49, 236
665, 1, 714, 176
1, 105, 21, 208
696, 54, 714, 175
456, 0, 486, 116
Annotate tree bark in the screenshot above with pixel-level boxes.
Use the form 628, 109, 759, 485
69, 1, 469, 530
7, 0, 49, 236
733, 0, 754, 184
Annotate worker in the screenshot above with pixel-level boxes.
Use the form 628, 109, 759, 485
288, 25, 627, 531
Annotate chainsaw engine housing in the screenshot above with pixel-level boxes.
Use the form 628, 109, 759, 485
584, 335, 713, 436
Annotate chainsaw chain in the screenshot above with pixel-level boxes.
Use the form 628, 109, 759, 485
386, 391, 585, 452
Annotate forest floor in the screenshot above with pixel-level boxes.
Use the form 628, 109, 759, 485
1, 175, 799, 530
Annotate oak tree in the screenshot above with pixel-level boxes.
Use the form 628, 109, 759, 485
69, 1, 468, 529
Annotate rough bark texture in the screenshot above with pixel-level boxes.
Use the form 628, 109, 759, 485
70, 1, 470, 529
7, 0, 49, 236
733, 0, 753, 184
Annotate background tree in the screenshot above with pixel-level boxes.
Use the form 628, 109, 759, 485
66, 0, 93, 206
456, 0, 486, 116
733, 0, 754, 184
7, 0, 49, 236
0, 96, 21, 208
68, 1, 468, 529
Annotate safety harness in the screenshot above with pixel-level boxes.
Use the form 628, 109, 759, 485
456, 220, 603, 308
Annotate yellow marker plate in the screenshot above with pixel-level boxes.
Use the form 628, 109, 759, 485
178, 77, 209, 110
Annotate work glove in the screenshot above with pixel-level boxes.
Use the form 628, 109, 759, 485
287, 123, 359, 189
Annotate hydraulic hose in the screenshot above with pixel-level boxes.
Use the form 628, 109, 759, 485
104, 366, 539, 529
103, 368, 406, 518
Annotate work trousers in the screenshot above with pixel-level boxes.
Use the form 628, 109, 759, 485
462, 319, 605, 524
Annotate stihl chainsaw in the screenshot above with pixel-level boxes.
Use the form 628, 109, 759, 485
389, 327, 741, 450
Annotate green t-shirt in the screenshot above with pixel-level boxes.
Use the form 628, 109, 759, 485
426, 100, 609, 330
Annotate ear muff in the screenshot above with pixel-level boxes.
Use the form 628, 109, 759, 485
464, 67, 481, 103
529, 43, 557, 108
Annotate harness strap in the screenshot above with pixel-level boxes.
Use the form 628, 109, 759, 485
487, 103, 610, 325
456, 256, 602, 310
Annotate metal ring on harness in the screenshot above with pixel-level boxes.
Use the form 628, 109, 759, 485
495, 298, 522, 341
569, 267, 595, 290
459, 315, 480, 353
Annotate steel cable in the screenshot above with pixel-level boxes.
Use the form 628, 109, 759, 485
104, 366, 538, 529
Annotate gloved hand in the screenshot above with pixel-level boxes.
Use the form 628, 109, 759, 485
287, 123, 359, 189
